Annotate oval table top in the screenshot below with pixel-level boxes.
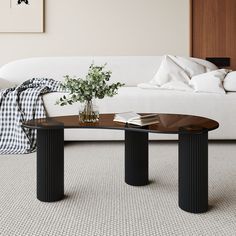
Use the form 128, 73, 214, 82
22, 113, 219, 134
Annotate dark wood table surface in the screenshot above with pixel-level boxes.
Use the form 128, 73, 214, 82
22, 113, 219, 134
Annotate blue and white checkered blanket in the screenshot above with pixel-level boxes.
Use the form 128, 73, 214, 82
0, 78, 61, 154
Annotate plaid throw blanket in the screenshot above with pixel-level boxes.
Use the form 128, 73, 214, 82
0, 78, 61, 154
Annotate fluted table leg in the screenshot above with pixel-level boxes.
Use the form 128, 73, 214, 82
178, 130, 208, 213
125, 130, 149, 186
37, 127, 64, 202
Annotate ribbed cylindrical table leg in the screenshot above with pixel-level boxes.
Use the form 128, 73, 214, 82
125, 130, 149, 186
178, 131, 208, 213
37, 128, 64, 202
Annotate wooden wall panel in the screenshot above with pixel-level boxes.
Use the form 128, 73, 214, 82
192, 0, 236, 70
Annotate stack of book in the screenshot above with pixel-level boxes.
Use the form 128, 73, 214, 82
113, 112, 159, 126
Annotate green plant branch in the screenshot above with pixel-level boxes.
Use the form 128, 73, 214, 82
56, 63, 124, 106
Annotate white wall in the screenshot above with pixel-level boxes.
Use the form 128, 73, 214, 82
0, 0, 190, 67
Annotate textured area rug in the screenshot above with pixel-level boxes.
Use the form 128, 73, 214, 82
0, 142, 236, 236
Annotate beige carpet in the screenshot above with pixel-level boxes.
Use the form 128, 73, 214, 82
0, 142, 236, 236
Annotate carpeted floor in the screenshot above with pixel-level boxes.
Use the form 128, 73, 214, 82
0, 142, 236, 236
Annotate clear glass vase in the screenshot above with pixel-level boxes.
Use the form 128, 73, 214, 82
79, 100, 99, 123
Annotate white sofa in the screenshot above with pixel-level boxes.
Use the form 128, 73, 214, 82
0, 56, 235, 140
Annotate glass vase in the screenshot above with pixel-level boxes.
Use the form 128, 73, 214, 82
79, 100, 99, 123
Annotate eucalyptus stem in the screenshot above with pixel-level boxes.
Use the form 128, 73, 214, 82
79, 100, 99, 122
83, 100, 93, 121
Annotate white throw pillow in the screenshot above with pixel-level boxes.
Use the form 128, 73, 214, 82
223, 71, 236, 92
189, 69, 230, 94
191, 58, 218, 71
169, 55, 213, 77
150, 55, 190, 86
0, 78, 15, 89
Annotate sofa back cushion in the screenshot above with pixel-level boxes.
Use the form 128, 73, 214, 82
0, 56, 217, 86
0, 57, 163, 86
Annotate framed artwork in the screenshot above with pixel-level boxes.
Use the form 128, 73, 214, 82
0, 0, 44, 32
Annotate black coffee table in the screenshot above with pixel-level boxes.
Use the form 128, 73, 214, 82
23, 113, 219, 213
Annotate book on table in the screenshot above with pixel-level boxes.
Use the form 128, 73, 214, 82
113, 112, 159, 126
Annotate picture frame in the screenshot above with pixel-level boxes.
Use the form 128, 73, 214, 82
0, 0, 44, 33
